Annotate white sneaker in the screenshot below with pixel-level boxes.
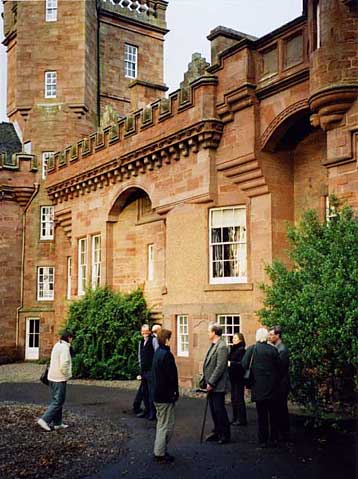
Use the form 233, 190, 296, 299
37, 418, 51, 432
54, 423, 69, 430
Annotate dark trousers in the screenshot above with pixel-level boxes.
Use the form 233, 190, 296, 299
231, 380, 247, 424
276, 394, 290, 437
133, 382, 143, 413
209, 392, 230, 440
142, 371, 156, 419
255, 399, 278, 444
42, 381, 67, 426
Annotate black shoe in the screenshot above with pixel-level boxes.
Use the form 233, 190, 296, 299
133, 408, 142, 415
136, 412, 148, 418
218, 437, 231, 445
154, 454, 174, 464
205, 433, 219, 442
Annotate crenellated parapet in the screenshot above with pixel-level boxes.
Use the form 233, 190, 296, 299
0, 152, 38, 207
46, 72, 219, 177
100, 0, 168, 31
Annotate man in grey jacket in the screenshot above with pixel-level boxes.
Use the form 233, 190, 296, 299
201, 323, 231, 444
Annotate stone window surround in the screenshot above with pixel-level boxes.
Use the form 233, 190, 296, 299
78, 237, 88, 296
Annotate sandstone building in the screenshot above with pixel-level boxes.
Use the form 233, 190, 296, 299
1, 0, 357, 386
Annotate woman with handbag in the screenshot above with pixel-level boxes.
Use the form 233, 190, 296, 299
37, 331, 73, 432
242, 328, 281, 448
228, 333, 247, 426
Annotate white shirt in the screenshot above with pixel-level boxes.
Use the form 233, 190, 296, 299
48, 340, 72, 382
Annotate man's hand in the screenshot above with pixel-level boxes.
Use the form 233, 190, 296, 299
206, 384, 214, 392
136, 375, 142, 380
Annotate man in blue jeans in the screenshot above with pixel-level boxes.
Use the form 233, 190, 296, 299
37, 331, 73, 431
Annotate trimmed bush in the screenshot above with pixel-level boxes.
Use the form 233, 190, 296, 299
65, 287, 151, 380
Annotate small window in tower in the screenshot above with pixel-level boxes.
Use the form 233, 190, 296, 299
46, 0, 58, 22
42, 152, 54, 179
124, 44, 138, 79
45, 71, 57, 99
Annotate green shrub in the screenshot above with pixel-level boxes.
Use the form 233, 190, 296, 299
64, 287, 151, 379
259, 201, 358, 420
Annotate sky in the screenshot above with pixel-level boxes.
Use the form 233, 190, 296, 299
0, 0, 303, 123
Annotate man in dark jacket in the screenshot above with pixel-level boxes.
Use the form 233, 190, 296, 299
136, 324, 156, 420
201, 323, 231, 444
152, 329, 179, 464
269, 326, 291, 440
242, 327, 281, 447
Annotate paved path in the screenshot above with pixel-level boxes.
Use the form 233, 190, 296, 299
0, 382, 356, 479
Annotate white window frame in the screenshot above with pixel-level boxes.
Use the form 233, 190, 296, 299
217, 315, 240, 346
25, 318, 40, 360
78, 238, 88, 296
124, 44, 138, 79
37, 266, 55, 301
325, 196, 337, 223
91, 235, 101, 289
23, 141, 32, 154
177, 315, 189, 357
46, 0, 58, 22
147, 244, 154, 281
67, 256, 72, 300
209, 206, 247, 284
40, 206, 54, 240
45, 71, 57, 98
42, 152, 54, 179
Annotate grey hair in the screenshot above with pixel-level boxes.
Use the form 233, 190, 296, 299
141, 324, 150, 331
151, 324, 162, 333
256, 327, 269, 343
208, 322, 223, 337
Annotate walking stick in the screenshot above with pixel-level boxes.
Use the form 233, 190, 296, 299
200, 391, 209, 444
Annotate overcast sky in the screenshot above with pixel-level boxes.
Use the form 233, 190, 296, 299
0, 0, 303, 123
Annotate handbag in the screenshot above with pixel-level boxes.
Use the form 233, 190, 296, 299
243, 345, 256, 389
40, 365, 49, 386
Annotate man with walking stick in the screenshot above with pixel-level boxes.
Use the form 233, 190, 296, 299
200, 323, 231, 444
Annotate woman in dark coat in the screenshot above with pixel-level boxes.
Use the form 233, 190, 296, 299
242, 328, 281, 447
228, 333, 247, 425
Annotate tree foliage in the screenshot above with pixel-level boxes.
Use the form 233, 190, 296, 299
64, 287, 151, 380
259, 202, 358, 419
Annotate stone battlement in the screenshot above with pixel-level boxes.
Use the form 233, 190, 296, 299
46, 69, 218, 178
0, 152, 37, 173
100, 0, 168, 30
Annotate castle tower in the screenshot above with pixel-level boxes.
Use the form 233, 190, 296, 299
1, 0, 168, 360
306, 0, 358, 130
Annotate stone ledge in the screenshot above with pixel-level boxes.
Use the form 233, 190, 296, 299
204, 283, 254, 292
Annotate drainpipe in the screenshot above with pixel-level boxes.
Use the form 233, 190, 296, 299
16, 182, 39, 356
96, 0, 101, 126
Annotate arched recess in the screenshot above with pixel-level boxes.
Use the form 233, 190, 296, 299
260, 101, 328, 263
106, 186, 165, 315
261, 100, 311, 153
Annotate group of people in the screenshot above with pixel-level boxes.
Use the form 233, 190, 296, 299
36, 322, 290, 464
201, 324, 290, 448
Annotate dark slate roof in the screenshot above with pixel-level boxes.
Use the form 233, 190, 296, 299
0, 122, 22, 157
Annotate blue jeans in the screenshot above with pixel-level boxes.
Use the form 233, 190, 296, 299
41, 381, 67, 426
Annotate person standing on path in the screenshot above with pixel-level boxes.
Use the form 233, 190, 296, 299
268, 326, 291, 441
228, 333, 247, 426
136, 324, 156, 420
152, 328, 179, 464
201, 323, 231, 444
242, 327, 281, 448
37, 331, 73, 431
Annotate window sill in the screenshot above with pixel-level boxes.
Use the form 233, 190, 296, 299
204, 283, 253, 292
